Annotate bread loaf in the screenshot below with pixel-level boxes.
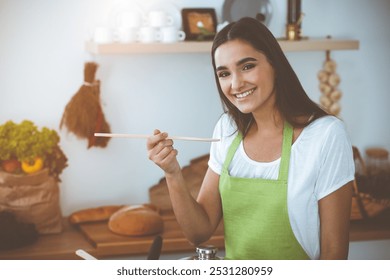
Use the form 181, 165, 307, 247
108, 204, 163, 236
69, 205, 123, 224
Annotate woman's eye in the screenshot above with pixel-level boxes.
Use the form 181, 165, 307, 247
242, 63, 255, 71
217, 71, 230, 78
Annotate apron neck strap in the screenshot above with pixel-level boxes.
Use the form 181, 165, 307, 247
222, 122, 293, 180
278, 122, 293, 181
222, 132, 243, 173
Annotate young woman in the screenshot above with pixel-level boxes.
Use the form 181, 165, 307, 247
147, 17, 354, 260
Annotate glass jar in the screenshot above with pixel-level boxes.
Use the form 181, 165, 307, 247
353, 146, 368, 193
365, 147, 390, 199
365, 148, 390, 175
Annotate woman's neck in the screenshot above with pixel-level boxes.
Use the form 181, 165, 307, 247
251, 107, 284, 135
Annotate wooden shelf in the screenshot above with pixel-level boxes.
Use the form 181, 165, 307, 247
277, 38, 359, 52
86, 41, 212, 54
85, 38, 359, 55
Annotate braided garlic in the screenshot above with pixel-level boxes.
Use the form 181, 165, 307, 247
318, 51, 343, 116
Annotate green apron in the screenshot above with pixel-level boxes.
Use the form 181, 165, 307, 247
219, 123, 310, 260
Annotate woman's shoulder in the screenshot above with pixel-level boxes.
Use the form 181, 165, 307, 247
216, 112, 234, 126
214, 112, 238, 138
298, 115, 351, 151
305, 115, 347, 135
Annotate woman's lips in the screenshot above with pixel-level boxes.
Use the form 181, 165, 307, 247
234, 88, 256, 99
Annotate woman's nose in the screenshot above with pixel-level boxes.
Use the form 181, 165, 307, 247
231, 72, 244, 91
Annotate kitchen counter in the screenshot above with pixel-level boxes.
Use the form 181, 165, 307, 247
0, 212, 224, 260
1, 209, 389, 260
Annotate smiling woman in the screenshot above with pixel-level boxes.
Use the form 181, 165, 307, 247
210, 18, 354, 260
146, 17, 355, 260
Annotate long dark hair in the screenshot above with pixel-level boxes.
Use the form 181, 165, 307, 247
211, 17, 328, 136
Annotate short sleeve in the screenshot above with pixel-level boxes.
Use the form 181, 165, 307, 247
208, 114, 237, 175
315, 120, 355, 200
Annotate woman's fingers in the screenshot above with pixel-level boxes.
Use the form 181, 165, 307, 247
157, 145, 179, 174
160, 147, 178, 164
154, 140, 174, 159
147, 130, 175, 162
146, 129, 166, 150
146, 129, 180, 174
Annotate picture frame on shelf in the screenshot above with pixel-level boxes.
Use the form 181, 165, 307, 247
181, 8, 217, 41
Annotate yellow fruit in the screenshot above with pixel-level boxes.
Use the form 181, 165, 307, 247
21, 157, 44, 174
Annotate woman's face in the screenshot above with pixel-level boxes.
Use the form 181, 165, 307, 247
214, 39, 276, 115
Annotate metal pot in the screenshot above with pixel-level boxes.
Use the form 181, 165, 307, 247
180, 245, 222, 260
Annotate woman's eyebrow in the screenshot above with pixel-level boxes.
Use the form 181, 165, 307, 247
216, 57, 258, 72
237, 57, 257, 66
216, 65, 228, 71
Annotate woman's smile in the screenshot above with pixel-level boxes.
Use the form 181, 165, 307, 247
234, 87, 256, 99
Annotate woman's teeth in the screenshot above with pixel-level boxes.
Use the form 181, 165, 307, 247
235, 88, 255, 99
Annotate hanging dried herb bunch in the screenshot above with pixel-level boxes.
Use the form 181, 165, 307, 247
60, 62, 111, 148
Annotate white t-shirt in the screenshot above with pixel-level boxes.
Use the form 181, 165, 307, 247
208, 113, 355, 259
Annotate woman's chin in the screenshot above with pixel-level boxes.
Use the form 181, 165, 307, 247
236, 105, 254, 114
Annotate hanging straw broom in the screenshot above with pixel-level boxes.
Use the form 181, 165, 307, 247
60, 62, 111, 148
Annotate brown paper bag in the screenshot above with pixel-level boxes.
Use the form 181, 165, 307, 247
0, 169, 63, 234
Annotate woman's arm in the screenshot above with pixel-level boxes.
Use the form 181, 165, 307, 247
166, 168, 222, 245
318, 182, 353, 259
147, 130, 222, 245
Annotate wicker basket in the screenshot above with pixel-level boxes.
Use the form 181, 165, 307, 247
351, 146, 390, 220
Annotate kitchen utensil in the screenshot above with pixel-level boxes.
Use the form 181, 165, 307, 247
138, 26, 161, 43
116, 27, 139, 43
116, 11, 144, 29
145, 0, 182, 29
94, 133, 220, 142
147, 235, 163, 260
180, 245, 221, 260
147, 10, 174, 28
75, 235, 162, 260
76, 249, 97, 260
287, 0, 301, 24
160, 26, 186, 43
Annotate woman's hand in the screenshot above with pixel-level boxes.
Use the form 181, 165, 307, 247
147, 129, 180, 175
147, 130, 222, 245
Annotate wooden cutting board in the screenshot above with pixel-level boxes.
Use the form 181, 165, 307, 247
78, 213, 224, 257
149, 154, 209, 212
